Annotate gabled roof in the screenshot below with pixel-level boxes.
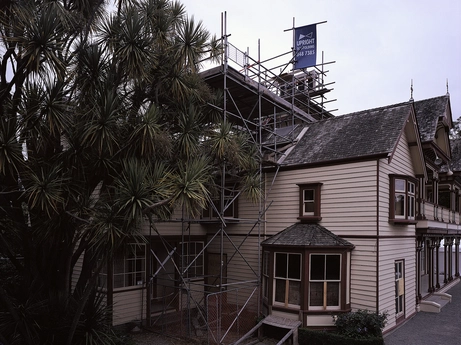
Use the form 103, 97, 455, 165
261, 223, 354, 248
282, 102, 413, 166
414, 95, 450, 143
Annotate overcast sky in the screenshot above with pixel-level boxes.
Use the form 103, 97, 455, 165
181, 0, 461, 120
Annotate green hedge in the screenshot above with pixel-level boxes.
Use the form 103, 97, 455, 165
299, 328, 384, 345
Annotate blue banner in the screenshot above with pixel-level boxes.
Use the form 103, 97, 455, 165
294, 24, 317, 69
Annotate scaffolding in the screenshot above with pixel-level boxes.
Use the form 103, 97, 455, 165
145, 13, 335, 344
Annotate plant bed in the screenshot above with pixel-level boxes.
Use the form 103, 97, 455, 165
299, 309, 387, 345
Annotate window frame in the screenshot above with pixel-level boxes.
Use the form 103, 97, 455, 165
180, 241, 205, 279
261, 247, 353, 317
202, 186, 239, 219
109, 243, 146, 290
262, 251, 270, 300
438, 184, 452, 210
395, 260, 405, 319
297, 183, 323, 222
273, 252, 302, 309
308, 253, 341, 311
389, 175, 417, 224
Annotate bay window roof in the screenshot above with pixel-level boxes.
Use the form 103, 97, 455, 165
261, 223, 354, 248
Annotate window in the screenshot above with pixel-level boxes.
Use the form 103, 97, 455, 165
438, 185, 451, 209
395, 260, 405, 318
180, 241, 204, 278
309, 254, 341, 310
390, 175, 417, 223
202, 187, 238, 219
425, 185, 433, 203
456, 189, 460, 213
303, 189, 315, 214
298, 183, 322, 222
111, 244, 146, 289
262, 251, 270, 299
274, 252, 301, 308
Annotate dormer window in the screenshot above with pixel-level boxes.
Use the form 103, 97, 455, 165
298, 183, 322, 222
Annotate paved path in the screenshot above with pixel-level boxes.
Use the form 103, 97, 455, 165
384, 279, 461, 345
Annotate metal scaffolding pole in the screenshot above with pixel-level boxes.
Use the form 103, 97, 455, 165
148, 13, 335, 345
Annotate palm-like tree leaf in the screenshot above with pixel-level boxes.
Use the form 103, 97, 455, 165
25, 162, 69, 218
41, 79, 72, 137
128, 104, 172, 158
115, 159, 155, 223
87, 202, 126, 252
82, 90, 122, 155
14, 6, 67, 78
175, 104, 203, 158
175, 16, 209, 72
169, 156, 211, 217
0, 115, 25, 176
115, 7, 156, 80
240, 172, 262, 203
72, 43, 109, 95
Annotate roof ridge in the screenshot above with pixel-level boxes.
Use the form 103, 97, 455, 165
414, 94, 449, 104
313, 101, 412, 124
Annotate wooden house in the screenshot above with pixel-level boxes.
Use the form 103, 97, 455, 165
259, 94, 461, 333
87, 42, 460, 340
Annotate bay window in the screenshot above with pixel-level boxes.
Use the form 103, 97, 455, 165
261, 223, 354, 326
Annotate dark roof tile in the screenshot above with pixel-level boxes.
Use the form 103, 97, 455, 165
414, 95, 449, 143
282, 102, 412, 166
261, 223, 354, 247
449, 138, 461, 171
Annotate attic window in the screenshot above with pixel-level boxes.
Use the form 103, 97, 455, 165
298, 183, 322, 222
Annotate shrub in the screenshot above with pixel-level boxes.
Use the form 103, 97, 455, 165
333, 309, 388, 339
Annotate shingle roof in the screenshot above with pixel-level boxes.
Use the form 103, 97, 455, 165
449, 138, 461, 171
282, 102, 412, 166
414, 95, 449, 143
261, 223, 354, 248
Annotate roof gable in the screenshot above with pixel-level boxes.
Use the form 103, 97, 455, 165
414, 95, 451, 143
414, 95, 453, 165
392, 104, 426, 177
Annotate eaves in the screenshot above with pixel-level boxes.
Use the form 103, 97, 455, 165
263, 152, 389, 173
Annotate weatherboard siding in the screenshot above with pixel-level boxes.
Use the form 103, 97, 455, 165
264, 160, 378, 237
376, 130, 417, 331
206, 234, 261, 284
349, 238, 378, 310
204, 233, 260, 313
112, 288, 145, 326
263, 161, 380, 314
71, 250, 84, 293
